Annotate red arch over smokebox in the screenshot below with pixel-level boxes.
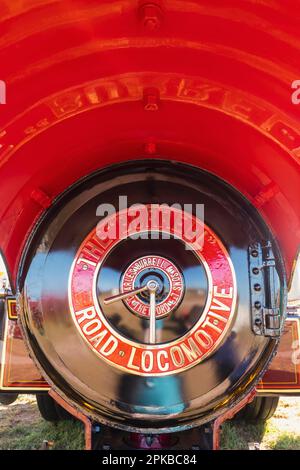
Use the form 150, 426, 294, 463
0, 0, 299, 287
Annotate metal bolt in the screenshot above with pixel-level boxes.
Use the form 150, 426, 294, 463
140, 3, 162, 31
254, 283, 261, 292
252, 267, 259, 275
254, 301, 261, 309
143, 88, 160, 111
147, 280, 159, 291
251, 249, 259, 258
255, 318, 262, 326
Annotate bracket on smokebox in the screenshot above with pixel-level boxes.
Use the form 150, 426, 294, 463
249, 241, 283, 338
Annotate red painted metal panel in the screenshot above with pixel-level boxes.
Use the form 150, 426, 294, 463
0, 303, 48, 390
258, 316, 300, 394
0, 0, 298, 290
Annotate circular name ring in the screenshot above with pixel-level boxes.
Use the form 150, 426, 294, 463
69, 205, 237, 376
121, 255, 184, 319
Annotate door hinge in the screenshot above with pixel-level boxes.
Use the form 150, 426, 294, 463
249, 241, 282, 338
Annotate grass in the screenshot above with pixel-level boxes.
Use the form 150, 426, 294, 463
271, 433, 300, 450
221, 421, 266, 450
0, 419, 85, 450
0, 396, 300, 450
220, 397, 300, 450
221, 419, 300, 450
0, 396, 85, 450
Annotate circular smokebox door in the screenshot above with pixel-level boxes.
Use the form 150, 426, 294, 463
19, 161, 286, 432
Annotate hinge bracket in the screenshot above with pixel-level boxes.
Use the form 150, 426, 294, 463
249, 241, 281, 337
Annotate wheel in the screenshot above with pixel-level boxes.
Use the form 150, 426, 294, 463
36, 394, 60, 422
36, 394, 74, 422
55, 403, 74, 421
0, 393, 19, 405
235, 396, 279, 422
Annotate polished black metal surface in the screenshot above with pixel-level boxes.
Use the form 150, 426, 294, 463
18, 161, 286, 432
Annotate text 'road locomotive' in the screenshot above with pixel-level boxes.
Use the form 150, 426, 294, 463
0, 0, 299, 450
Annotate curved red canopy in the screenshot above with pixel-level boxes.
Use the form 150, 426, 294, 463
0, 0, 299, 288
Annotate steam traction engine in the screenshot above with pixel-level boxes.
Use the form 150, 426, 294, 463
0, 0, 299, 450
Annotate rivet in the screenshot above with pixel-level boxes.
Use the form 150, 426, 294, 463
30, 188, 52, 209
144, 141, 157, 155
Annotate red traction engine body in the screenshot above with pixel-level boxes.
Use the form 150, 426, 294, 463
0, 0, 299, 450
